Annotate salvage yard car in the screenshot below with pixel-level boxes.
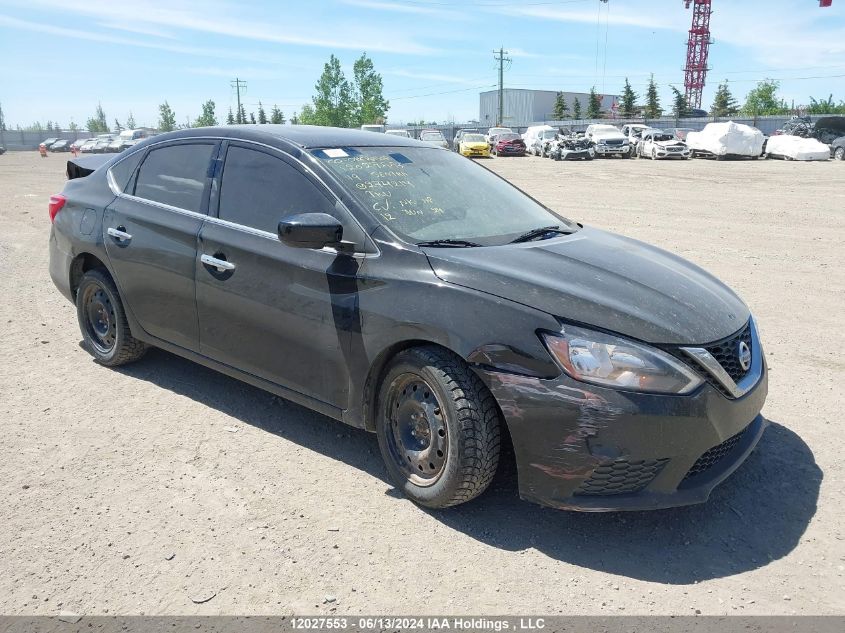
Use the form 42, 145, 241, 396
49, 125, 768, 511
457, 132, 490, 158
491, 132, 526, 156
638, 129, 691, 160
585, 124, 631, 158
548, 134, 593, 161
418, 129, 448, 149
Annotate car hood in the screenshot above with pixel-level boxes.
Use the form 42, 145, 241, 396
593, 132, 626, 141
655, 139, 686, 148
424, 226, 749, 345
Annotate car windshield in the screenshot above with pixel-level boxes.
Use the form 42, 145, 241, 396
313, 146, 575, 246
462, 134, 485, 142
488, 128, 511, 135
541, 130, 557, 139
420, 132, 444, 141
654, 134, 674, 141
497, 133, 521, 141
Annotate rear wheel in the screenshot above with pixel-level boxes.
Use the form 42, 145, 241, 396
375, 346, 501, 508
834, 147, 844, 160
76, 268, 147, 366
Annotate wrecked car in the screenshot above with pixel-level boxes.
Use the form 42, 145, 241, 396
764, 135, 830, 161
687, 121, 764, 159
548, 134, 593, 161
49, 125, 768, 512
585, 124, 631, 158
639, 129, 691, 160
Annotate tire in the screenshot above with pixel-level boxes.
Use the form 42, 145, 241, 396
375, 346, 501, 509
76, 268, 147, 366
835, 147, 844, 161
651, 148, 657, 160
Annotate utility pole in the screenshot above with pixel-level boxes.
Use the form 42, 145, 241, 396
493, 48, 511, 126
231, 78, 247, 123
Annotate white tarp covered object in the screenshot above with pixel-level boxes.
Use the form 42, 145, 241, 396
686, 121, 765, 157
765, 135, 831, 161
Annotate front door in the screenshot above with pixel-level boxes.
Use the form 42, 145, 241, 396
195, 143, 361, 408
103, 141, 218, 351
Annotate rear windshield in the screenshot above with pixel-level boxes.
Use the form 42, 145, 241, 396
497, 133, 521, 141
420, 132, 444, 141
313, 146, 575, 246
462, 134, 485, 142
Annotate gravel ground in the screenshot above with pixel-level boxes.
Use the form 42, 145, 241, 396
0, 150, 842, 616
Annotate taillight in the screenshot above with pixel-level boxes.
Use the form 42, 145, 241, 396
48, 194, 67, 223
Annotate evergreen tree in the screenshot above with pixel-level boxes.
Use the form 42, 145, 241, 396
644, 74, 662, 118
257, 101, 268, 124
114, 118, 122, 133
46, 121, 54, 132
158, 101, 177, 132
0, 101, 6, 131
670, 86, 691, 119
270, 105, 285, 124
352, 52, 389, 125
710, 81, 739, 117
194, 100, 217, 127
620, 78, 638, 117
237, 103, 247, 124
86, 103, 109, 133
311, 54, 355, 127
249, 112, 257, 124
587, 87, 602, 119
126, 112, 136, 129
69, 121, 79, 132
226, 108, 235, 125
290, 111, 300, 125
573, 97, 582, 120
553, 92, 569, 119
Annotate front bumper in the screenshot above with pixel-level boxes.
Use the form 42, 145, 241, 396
461, 147, 489, 158
594, 144, 630, 155
475, 360, 768, 512
654, 148, 691, 159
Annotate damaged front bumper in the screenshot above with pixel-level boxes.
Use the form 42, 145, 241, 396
475, 364, 768, 511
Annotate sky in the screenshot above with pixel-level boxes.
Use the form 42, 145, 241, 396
1, 0, 844, 129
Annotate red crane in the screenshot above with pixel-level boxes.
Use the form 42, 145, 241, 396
683, 1, 832, 109
682, 0, 712, 111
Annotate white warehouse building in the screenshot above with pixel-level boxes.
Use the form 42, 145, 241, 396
479, 88, 621, 126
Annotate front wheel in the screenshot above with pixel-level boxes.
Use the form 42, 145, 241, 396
376, 346, 501, 508
835, 147, 844, 160
76, 268, 148, 366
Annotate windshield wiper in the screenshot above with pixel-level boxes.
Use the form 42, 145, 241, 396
416, 239, 482, 248
509, 225, 572, 244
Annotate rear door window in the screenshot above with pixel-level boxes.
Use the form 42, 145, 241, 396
217, 145, 336, 234
133, 143, 215, 213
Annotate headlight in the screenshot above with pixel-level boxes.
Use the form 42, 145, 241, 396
541, 325, 703, 395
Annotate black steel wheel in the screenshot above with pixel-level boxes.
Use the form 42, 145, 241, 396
76, 268, 147, 366
376, 346, 501, 508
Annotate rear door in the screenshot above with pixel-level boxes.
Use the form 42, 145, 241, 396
195, 142, 365, 407
104, 140, 218, 351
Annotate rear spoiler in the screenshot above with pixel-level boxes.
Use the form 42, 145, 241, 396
66, 155, 111, 180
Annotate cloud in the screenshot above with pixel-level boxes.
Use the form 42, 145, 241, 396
19, 0, 440, 55
489, 5, 686, 31
339, 0, 459, 17
96, 21, 178, 39
384, 69, 484, 85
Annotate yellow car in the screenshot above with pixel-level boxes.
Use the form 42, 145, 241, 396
459, 133, 490, 158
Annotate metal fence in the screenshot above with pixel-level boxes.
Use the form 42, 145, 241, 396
0, 129, 98, 151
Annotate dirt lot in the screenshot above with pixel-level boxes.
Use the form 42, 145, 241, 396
0, 150, 843, 616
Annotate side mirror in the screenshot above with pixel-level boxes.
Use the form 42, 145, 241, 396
278, 212, 343, 249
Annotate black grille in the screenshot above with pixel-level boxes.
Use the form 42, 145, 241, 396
704, 322, 752, 383
575, 458, 668, 496
682, 426, 748, 482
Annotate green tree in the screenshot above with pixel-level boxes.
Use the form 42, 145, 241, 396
0, 101, 6, 131
587, 86, 602, 119
290, 110, 301, 125
670, 86, 690, 119
710, 81, 739, 117
69, 121, 79, 132
270, 104, 285, 124
114, 118, 122, 133
45, 121, 54, 132
86, 103, 109, 133
158, 101, 177, 132
126, 112, 136, 129
298, 104, 316, 125
644, 74, 662, 118
553, 92, 569, 119
194, 100, 217, 127
620, 78, 638, 117
249, 112, 257, 124
573, 97, 582, 120
311, 54, 355, 127
226, 107, 235, 125
237, 103, 247, 124
352, 52, 389, 125
257, 101, 268, 124
742, 79, 788, 116
806, 94, 845, 114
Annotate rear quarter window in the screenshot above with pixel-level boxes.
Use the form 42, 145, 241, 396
133, 143, 215, 213
109, 150, 145, 193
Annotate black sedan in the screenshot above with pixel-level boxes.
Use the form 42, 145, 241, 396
48, 126, 768, 511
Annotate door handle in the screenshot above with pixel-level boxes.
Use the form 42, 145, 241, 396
201, 253, 236, 272
107, 226, 132, 242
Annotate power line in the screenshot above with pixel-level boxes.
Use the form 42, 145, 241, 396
392, 84, 497, 100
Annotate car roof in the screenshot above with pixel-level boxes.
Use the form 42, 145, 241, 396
136, 124, 422, 149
